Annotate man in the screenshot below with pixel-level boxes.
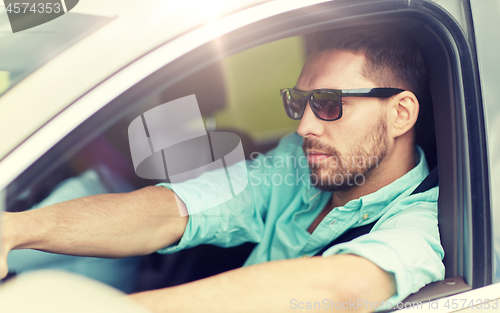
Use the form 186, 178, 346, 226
1, 25, 444, 312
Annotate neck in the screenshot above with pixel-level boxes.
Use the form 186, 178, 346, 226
331, 141, 417, 208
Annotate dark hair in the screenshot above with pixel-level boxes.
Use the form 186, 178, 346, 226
317, 25, 428, 102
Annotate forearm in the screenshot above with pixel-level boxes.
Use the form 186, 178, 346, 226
130, 254, 396, 313
2, 186, 187, 258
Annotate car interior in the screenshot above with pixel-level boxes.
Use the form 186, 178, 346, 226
3, 0, 491, 308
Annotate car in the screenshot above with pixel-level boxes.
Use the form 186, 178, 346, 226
0, 0, 499, 311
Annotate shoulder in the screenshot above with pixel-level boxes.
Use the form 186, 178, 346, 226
375, 185, 440, 232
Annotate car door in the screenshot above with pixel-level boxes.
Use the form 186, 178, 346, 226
0, 0, 497, 311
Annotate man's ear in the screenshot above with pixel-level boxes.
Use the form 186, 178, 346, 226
387, 91, 419, 138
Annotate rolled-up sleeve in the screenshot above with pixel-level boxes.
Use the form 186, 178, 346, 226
322, 186, 445, 306
155, 141, 293, 254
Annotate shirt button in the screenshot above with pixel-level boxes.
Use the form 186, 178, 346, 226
330, 219, 337, 226
362, 213, 369, 220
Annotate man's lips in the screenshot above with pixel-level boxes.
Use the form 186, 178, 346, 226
306, 150, 332, 162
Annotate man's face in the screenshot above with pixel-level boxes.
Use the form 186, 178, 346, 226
296, 50, 390, 191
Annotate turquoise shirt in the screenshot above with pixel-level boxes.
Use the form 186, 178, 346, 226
157, 132, 444, 305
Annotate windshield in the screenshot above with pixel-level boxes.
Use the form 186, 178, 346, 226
0, 10, 110, 96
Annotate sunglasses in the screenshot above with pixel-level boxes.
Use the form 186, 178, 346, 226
280, 88, 405, 121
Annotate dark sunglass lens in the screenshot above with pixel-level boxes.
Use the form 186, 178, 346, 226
312, 93, 340, 120
283, 90, 306, 120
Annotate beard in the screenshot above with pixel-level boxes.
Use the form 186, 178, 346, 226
302, 119, 389, 192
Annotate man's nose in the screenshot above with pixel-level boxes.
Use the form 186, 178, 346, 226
296, 103, 325, 138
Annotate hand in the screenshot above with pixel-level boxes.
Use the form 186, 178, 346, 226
1, 213, 13, 279
0, 244, 9, 280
